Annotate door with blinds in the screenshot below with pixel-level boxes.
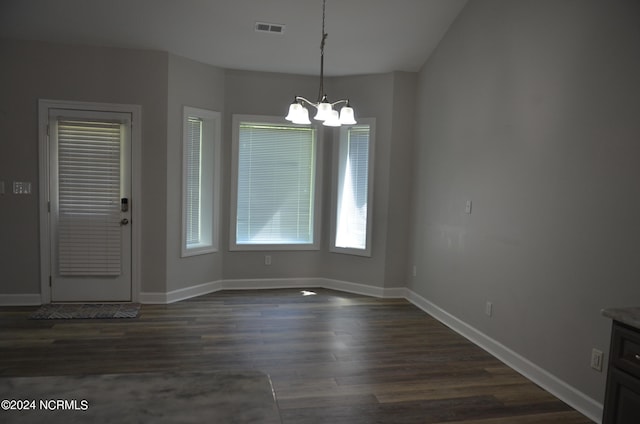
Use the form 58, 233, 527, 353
49, 109, 132, 302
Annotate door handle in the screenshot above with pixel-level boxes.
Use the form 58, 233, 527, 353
120, 218, 129, 225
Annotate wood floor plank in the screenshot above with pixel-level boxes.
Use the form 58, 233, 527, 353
434, 410, 594, 424
0, 288, 594, 423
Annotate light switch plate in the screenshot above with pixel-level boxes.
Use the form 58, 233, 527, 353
13, 181, 32, 194
465, 200, 472, 214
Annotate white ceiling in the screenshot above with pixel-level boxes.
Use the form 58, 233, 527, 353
0, 0, 467, 76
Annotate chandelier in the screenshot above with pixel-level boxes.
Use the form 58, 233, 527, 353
285, 0, 356, 127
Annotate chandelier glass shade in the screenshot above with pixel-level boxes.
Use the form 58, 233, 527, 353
285, 0, 356, 127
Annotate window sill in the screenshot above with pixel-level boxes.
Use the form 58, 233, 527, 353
230, 243, 320, 252
181, 245, 217, 257
329, 246, 372, 257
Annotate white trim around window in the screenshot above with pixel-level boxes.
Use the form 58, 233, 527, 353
181, 106, 221, 257
230, 115, 323, 251
330, 118, 376, 257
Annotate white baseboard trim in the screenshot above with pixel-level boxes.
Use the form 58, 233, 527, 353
140, 278, 401, 304
404, 289, 603, 423
0, 294, 42, 306
321, 278, 387, 297
221, 277, 322, 291
140, 280, 223, 304
220, 277, 406, 299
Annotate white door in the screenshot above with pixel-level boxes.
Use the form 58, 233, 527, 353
49, 109, 132, 302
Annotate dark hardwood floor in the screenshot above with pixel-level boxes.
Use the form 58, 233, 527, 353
0, 288, 593, 423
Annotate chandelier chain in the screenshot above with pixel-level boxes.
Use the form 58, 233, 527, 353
318, 0, 328, 102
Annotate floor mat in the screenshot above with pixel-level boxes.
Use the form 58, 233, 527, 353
29, 303, 141, 319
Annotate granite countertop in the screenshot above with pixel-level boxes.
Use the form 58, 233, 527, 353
602, 307, 640, 331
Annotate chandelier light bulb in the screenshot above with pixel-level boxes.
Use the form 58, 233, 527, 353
286, 100, 312, 125
323, 109, 341, 127
314, 96, 333, 121
285, 101, 302, 122
339, 104, 356, 125
292, 106, 311, 125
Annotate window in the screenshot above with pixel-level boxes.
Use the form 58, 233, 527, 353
231, 115, 322, 250
182, 106, 220, 257
331, 120, 375, 256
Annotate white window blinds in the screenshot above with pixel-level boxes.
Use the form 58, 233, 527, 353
236, 123, 316, 244
185, 117, 202, 247
57, 119, 122, 276
335, 125, 370, 250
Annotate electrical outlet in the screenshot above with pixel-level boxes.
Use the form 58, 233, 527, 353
591, 348, 603, 372
264, 255, 271, 266
485, 301, 493, 317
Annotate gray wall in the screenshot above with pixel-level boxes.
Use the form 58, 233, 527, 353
166, 54, 225, 292
0, 38, 169, 295
386, 72, 417, 287
408, 0, 640, 403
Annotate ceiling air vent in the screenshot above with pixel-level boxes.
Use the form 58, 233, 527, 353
255, 22, 285, 34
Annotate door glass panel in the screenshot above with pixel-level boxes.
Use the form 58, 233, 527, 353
57, 119, 122, 276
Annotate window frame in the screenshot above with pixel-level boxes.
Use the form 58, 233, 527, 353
330, 118, 376, 257
230, 114, 323, 251
181, 106, 221, 257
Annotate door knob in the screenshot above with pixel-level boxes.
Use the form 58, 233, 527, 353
120, 218, 129, 225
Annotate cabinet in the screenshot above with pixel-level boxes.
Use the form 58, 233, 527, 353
603, 321, 640, 423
